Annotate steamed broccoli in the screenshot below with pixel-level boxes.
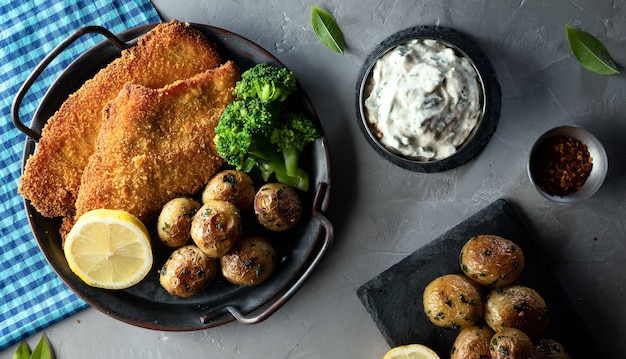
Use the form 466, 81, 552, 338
214, 99, 276, 171
270, 112, 319, 178
214, 64, 319, 191
233, 63, 297, 104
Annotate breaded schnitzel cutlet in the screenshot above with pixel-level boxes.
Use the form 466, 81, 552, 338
70, 61, 240, 229
19, 20, 222, 219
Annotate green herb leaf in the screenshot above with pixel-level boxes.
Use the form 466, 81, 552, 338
12, 341, 30, 359
310, 5, 345, 53
566, 24, 619, 75
30, 334, 54, 359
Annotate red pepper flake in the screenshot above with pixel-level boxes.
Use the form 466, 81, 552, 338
530, 135, 593, 197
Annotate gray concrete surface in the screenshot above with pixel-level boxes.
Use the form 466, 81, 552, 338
2, 0, 625, 357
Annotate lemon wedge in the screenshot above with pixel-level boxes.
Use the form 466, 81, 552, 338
383, 344, 440, 359
64, 209, 153, 290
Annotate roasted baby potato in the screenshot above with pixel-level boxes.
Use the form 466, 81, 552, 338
157, 197, 201, 248
191, 200, 242, 257
485, 285, 550, 339
254, 183, 302, 232
451, 325, 494, 359
202, 169, 256, 210
221, 236, 277, 286
159, 245, 218, 298
423, 274, 484, 329
535, 339, 571, 359
459, 234, 525, 287
489, 327, 537, 359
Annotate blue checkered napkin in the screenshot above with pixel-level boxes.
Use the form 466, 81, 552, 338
0, 0, 161, 351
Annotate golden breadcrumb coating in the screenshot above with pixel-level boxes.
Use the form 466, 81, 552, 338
71, 61, 239, 228
19, 19, 222, 218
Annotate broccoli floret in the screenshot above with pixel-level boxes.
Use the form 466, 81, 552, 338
271, 112, 319, 178
233, 63, 297, 104
214, 99, 277, 171
214, 64, 319, 192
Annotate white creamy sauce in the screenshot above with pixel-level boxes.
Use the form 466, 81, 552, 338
364, 39, 483, 160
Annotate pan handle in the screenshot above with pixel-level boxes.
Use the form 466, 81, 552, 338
219, 182, 334, 325
11, 25, 129, 141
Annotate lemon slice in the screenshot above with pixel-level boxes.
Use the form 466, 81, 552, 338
64, 209, 153, 290
383, 344, 440, 359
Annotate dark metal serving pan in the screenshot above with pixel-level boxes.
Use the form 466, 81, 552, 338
13, 23, 333, 330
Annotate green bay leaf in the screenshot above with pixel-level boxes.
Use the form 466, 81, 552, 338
566, 24, 619, 75
12, 342, 30, 359
30, 334, 54, 359
311, 5, 345, 53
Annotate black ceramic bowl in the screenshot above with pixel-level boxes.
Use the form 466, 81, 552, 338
356, 26, 501, 172
14, 23, 333, 330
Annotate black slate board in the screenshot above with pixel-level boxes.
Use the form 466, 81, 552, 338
356, 199, 603, 358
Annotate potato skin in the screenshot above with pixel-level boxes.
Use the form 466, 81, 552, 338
451, 325, 494, 359
535, 339, 571, 359
485, 285, 550, 339
221, 236, 277, 286
254, 183, 302, 232
459, 235, 524, 287
157, 197, 201, 248
202, 169, 255, 210
489, 327, 536, 359
159, 245, 218, 298
190, 200, 242, 257
423, 274, 484, 329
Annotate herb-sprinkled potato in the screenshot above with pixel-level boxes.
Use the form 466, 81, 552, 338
489, 327, 537, 359
450, 325, 494, 359
484, 285, 550, 339
423, 274, 484, 329
157, 197, 201, 248
459, 235, 525, 287
254, 183, 302, 232
535, 339, 571, 359
159, 245, 218, 298
191, 200, 242, 257
202, 169, 256, 210
221, 236, 276, 286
